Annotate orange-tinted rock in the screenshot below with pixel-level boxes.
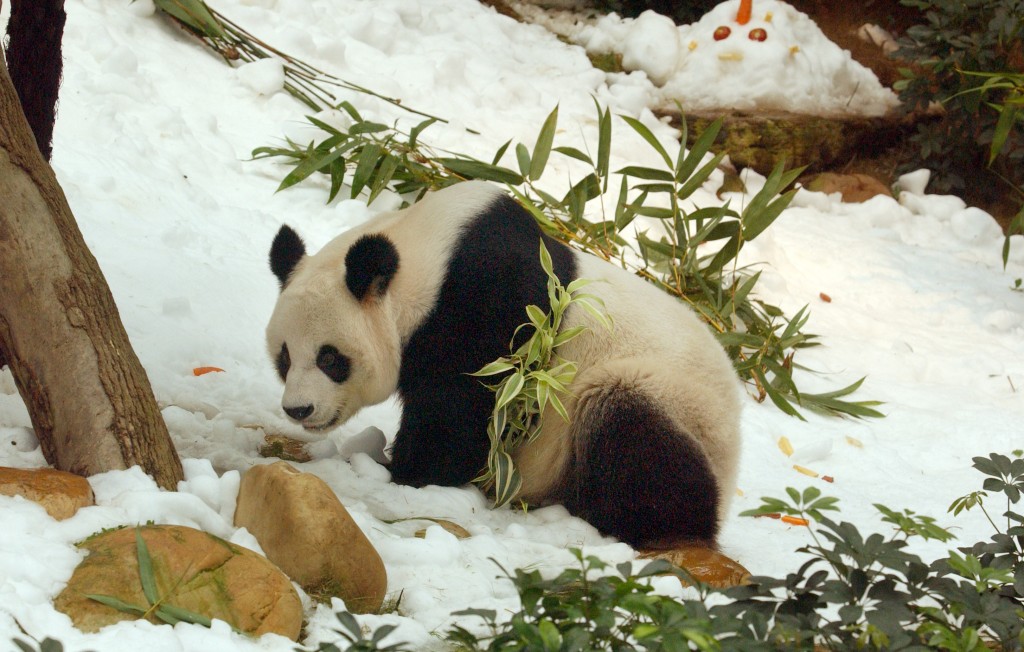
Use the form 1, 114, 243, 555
234, 461, 387, 613
0, 466, 94, 520
55, 524, 302, 639
806, 172, 893, 203
640, 545, 751, 588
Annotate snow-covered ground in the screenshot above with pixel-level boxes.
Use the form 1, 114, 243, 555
1, 0, 1022, 650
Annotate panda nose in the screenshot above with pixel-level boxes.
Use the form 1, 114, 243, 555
284, 404, 314, 421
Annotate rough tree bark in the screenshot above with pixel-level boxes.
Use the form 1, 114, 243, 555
0, 52, 184, 489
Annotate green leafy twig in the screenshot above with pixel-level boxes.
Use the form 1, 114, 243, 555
470, 240, 611, 508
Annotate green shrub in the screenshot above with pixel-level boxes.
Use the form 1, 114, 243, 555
894, 0, 1024, 196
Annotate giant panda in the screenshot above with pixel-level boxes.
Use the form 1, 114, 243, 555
266, 181, 741, 550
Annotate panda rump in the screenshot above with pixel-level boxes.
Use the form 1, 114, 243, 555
266, 181, 741, 550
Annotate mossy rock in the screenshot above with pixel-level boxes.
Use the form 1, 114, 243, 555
657, 108, 916, 176
55, 524, 302, 640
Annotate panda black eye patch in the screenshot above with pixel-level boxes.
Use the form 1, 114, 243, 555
317, 345, 351, 383
275, 343, 291, 380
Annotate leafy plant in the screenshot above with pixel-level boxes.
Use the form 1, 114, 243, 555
300, 611, 411, 652
894, 0, 1024, 197
446, 550, 719, 652
11, 638, 79, 652
18, 454, 1024, 650
948, 69, 1024, 266
469, 240, 611, 508
84, 527, 236, 631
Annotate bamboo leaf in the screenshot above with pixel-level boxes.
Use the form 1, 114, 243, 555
526, 304, 549, 328
529, 105, 559, 181
516, 143, 532, 177
676, 151, 727, 201
495, 372, 526, 410
613, 176, 635, 231
989, 105, 1018, 164
617, 166, 675, 182
368, 153, 400, 203
553, 146, 593, 165
156, 604, 214, 628
471, 360, 516, 377
153, 0, 226, 39
409, 117, 438, 149
135, 529, 159, 606
596, 100, 612, 188
85, 593, 148, 616
619, 115, 673, 168
548, 392, 570, 422
491, 451, 523, 509
553, 325, 588, 348
753, 368, 806, 420
350, 143, 383, 198
437, 158, 524, 185
348, 121, 389, 135
326, 156, 346, 204
539, 240, 555, 278
676, 118, 722, 184
276, 141, 353, 193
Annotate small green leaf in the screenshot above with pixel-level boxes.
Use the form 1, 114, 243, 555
516, 143, 532, 177
492, 451, 523, 509
471, 360, 516, 377
156, 603, 213, 628
350, 143, 384, 199
619, 115, 673, 168
85, 593, 148, 616
530, 105, 559, 181
553, 146, 593, 165
409, 117, 438, 149
438, 158, 524, 185
135, 529, 159, 606
153, 0, 226, 38
495, 372, 526, 410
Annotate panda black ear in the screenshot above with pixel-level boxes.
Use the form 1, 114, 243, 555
270, 225, 306, 289
345, 234, 399, 301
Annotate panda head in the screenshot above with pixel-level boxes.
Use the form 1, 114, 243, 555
266, 225, 402, 431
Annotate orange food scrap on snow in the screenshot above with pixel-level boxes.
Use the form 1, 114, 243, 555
192, 366, 225, 376
822, 475, 835, 483
781, 515, 810, 526
819, 292, 832, 303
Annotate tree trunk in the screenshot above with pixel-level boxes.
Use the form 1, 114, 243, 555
5, 0, 66, 161
0, 53, 183, 490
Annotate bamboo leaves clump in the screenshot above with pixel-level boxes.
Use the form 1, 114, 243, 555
470, 241, 611, 508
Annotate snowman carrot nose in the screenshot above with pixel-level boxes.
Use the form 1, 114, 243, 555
736, 0, 752, 25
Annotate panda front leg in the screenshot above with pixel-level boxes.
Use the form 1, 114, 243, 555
387, 379, 493, 488
553, 360, 739, 550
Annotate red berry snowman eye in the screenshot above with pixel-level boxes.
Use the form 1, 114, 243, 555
714, 26, 731, 41
749, 28, 768, 41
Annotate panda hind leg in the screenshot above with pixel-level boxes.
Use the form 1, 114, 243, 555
557, 374, 721, 550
